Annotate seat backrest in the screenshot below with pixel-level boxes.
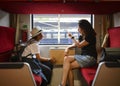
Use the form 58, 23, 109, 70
0, 26, 16, 62
0, 62, 37, 86
92, 62, 120, 86
108, 27, 120, 48
0, 26, 15, 53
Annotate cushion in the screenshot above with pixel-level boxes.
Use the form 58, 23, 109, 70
80, 65, 97, 86
0, 50, 12, 62
0, 26, 15, 62
0, 26, 15, 53
108, 27, 120, 48
33, 74, 42, 86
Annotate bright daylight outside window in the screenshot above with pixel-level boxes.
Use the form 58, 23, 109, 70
33, 14, 92, 45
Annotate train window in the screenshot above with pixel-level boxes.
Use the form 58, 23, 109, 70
32, 14, 93, 45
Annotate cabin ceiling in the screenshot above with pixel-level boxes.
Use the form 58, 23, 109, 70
0, 0, 120, 14
0, 0, 119, 2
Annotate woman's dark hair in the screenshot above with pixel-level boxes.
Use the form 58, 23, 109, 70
78, 19, 96, 36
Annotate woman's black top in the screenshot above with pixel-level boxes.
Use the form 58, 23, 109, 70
78, 34, 97, 60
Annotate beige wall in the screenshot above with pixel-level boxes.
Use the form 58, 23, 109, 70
0, 10, 9, 27
19, 14, 31, 41
114, 12, 120, 27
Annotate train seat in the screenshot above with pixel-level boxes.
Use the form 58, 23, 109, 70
108, 26, 120, 48
0, 26, 15, 62
77, 27, 120, 86
0, 26, 42, 86
80, 65, 97, 86
92, 62, 120, 86
0, 62, 38, 86
75, 47, 98, 86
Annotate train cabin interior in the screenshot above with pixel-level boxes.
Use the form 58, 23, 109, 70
0, 0, 120, 86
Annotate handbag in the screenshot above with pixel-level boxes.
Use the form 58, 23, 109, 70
99, 48, 120, 63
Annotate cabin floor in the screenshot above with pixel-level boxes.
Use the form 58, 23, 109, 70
49, 65, 88, 86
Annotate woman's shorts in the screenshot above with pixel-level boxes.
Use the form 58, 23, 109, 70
74, 55, 97, 68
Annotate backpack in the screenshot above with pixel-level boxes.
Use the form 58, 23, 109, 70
10, 43, 27, 62
11, 38, 38, 62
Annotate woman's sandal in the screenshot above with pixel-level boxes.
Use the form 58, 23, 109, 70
58, 83, 62, 86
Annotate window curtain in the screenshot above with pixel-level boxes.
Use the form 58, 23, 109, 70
94, 14, 113, 61
101, 14, 113, 40
100, 14, 113, 48
94, 14, 113, 48
9, 14, 20, 45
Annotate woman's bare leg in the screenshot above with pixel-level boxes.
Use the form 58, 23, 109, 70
68, 60, 81, 86
68, 69, 74, 86
61, 56, 75, 86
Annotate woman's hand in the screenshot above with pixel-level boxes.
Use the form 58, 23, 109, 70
68, 32, 73, 38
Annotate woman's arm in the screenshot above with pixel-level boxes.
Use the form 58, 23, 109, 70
67, 43, 76, 49
72, 38, 89, 48
68, 33, 89, 48
64, 43, 76, 56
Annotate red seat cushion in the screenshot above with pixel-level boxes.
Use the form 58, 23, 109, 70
33, 74, 42, 86
0, 26, 15, 62
80, 65, 97, 86
0, 26, 15, 53
108, 27, 120, 48
0, 50, 12, 62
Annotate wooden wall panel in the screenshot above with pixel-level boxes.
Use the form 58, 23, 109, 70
50, 49, 75, 65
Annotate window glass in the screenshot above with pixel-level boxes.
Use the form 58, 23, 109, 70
33, 14, 92, 45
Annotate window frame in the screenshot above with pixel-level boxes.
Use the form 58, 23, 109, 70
32, 14, 94, 45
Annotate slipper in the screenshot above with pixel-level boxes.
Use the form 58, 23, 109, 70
58, 83, 62, 86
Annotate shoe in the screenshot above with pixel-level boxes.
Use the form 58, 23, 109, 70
58, 83, 62, 86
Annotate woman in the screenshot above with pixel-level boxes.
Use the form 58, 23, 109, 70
59, 19, 97, 86
22, 27, 56, 86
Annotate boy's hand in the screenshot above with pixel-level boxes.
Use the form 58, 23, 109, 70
49, 57, 56, 63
